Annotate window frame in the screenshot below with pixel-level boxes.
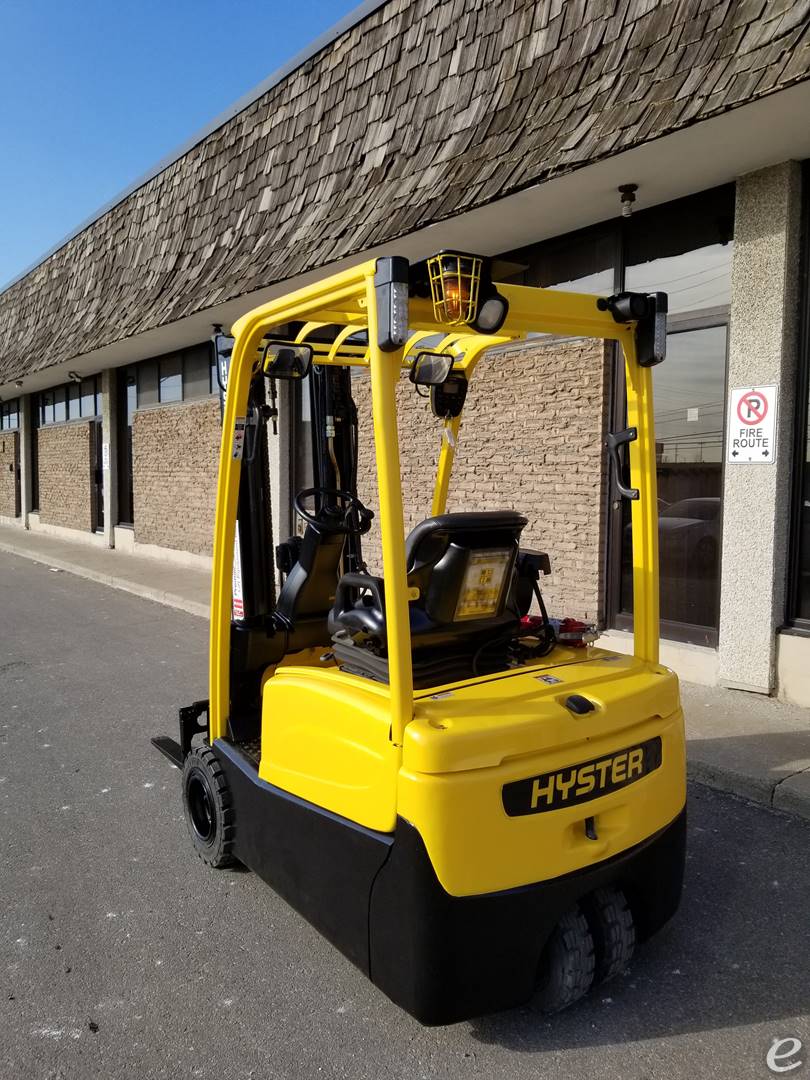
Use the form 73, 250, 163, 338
0, 398, 20, 431
37, 377, 101, 426
125, 342, 218, 411
786, 160, 810, 630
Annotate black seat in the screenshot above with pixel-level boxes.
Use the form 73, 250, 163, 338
329, 511, 529, 686
273, 523, 346, 651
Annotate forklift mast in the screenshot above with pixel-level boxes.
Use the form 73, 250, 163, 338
233, 356, 362, 624
229, 355, 363, 723
307, 362, 364, 575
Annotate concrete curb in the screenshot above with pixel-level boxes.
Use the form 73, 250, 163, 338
0, 540, 209, 620
687, 760, 810, 822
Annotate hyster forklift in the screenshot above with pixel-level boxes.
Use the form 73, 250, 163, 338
153, 253, 686, 1025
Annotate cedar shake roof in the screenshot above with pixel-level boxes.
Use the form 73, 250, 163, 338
1, 0, 808, 383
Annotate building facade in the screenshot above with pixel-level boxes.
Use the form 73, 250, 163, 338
1, 0, 809, 698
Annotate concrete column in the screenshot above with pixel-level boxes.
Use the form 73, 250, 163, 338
101, 368, 118, 547
18, 394, 34, 526
718, 162, 803, 693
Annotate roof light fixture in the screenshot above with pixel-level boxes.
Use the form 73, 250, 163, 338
427, 252, 481, 325
415, 251, 509, 334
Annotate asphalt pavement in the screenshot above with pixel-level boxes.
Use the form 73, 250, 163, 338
2, 552, 809, 1080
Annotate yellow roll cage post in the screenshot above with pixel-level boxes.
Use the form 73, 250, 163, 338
209, 257, 660, 748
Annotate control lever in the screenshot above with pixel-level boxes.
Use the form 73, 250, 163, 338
606, 427, 639, 501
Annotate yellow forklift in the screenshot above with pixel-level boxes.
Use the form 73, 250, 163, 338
153, 253, 685, 1024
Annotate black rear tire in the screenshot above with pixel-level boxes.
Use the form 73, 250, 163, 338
182, 745, 235, 869
583, 885, 636, 983
535, 905, 595, 1013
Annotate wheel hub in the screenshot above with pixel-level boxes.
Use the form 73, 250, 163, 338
187, 774, 215, 843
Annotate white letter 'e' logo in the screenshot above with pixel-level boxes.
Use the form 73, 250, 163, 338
767, 1037, 803, 1073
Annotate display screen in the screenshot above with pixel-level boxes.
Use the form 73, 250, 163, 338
454, 548, 511, 621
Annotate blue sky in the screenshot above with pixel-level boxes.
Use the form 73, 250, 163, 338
0, 0, 356, 287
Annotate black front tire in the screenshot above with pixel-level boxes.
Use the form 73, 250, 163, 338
182, 745, 235, 868
534, 905, 595, 1013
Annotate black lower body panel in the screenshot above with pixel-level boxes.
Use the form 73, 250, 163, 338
212, 739, 686, 1025
369, 809, 686, 1024
213, 739, 393, 974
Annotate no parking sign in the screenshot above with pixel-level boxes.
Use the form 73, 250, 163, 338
726, 385, 778, 464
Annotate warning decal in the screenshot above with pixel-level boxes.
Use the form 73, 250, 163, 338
232, 522, 245, 621
727, 385, 777, 464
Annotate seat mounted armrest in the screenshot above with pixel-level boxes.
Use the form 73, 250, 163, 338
334, 573, 386, 613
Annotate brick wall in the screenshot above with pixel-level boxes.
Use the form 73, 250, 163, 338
37, 423, 95, 530
354, 338, 611, 622
132, 398, 220, 556
0, 430, 20, 517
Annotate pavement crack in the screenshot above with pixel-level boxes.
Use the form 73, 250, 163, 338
0, 660, 27, 675
770, 762, 810, 806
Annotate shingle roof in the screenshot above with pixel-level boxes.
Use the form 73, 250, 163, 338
1, 0, 808, 383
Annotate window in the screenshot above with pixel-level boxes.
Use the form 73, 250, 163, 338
184, 344, 212, 399
618, 325, 728, 639
40, 391, 54, 425
0, 399, 19, 430
67, 382, 81, 420
80, 377, 98, 417
38, 377, 100, 425
53, 387, 66, 423
626, 244, 732, 315
158, 355, 182, 403
123, 341, 217, 411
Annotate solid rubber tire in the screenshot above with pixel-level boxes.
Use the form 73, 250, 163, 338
182, 745, 236, 869
583, 885, 636, 983
534, 904, 596, 1013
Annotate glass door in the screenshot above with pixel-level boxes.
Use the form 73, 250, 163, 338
92, 419, 105, 531
615, 324, 728, 645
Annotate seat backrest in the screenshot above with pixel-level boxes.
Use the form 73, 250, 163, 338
274, 524, 345, 630
405, 511, 528, 627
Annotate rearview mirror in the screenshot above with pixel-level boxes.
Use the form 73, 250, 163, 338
409, 352, 453, 386
262, 342, 313, 380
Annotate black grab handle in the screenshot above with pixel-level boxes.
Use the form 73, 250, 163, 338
606, 427, 639, 501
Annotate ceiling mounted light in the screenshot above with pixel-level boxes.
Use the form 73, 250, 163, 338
619, 183, 638, 218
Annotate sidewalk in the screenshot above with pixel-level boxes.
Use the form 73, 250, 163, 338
0, 523, 209, 618
2, 522, 809, 822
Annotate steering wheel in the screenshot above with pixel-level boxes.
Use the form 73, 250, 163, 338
293, 487, 374, 536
